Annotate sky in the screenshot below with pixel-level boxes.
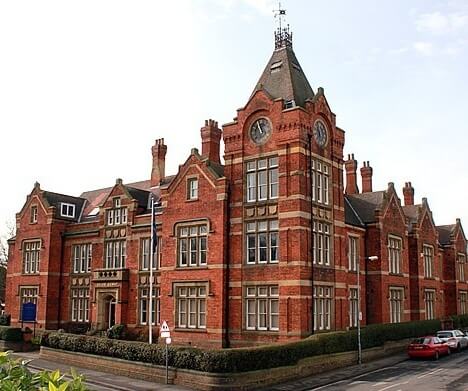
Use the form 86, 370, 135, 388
0, 0, 467, 248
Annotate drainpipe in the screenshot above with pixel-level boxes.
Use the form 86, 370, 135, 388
308, 134, 315, 334
223, 181, 231, 348
57, 231, 65, 329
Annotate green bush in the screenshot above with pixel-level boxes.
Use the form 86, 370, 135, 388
42, 319, 443, 373
0, 351, 88, 390
0, 326, 23, 342
0, 313, 11, 326
107, 323, 126, 339
451, 314, 468, 329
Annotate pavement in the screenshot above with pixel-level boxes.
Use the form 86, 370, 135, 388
12, 351, 190, 391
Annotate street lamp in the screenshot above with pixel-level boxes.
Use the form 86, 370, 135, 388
357, 255, 378, 365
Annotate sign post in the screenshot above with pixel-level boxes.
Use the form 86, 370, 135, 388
160, 320, 171, 384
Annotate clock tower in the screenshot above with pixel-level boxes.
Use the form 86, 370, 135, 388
223, 21, 346, 345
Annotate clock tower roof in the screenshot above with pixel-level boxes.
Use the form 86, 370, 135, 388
250, 26, 315, 108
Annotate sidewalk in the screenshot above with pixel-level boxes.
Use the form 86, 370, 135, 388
12, 351, 190, 391
260, 353, 409, 391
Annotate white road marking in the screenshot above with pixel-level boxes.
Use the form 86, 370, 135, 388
377, 381, 409, 391
416, 368, 444, 379
373, 382, 387, 387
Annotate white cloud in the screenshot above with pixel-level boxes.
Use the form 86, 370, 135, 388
413, 41, 434, 56
416, 11, 468, 34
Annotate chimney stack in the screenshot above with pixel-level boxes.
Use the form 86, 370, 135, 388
345, 154, 359, 194
360, 161, 373, 193
403, 182, 414, 206
151, 138, 167, 187
201, 119, 221, 164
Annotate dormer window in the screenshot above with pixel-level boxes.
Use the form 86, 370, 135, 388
284, 99, 295, 109
107, 198, 127, 226
61, 202, 75, 218
30, 205, 38, 224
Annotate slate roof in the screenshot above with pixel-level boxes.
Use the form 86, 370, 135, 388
250, 45, 315, 108
437, 224, 455, 245
402, 204, 421, 233
344, 197, 365, 227
42, 191, 87, 222
345, 191, 386, 224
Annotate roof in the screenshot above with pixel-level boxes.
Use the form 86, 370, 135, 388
402, 204, 421, 233
437, 224, 456, 245
80, 179, 154, 217
250, 45, 314, 108
42, 191, 87, 221
344, 197, 365, 227
345, 191, 386, 224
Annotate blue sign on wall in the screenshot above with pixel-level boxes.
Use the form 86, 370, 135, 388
22, 302, 37, 322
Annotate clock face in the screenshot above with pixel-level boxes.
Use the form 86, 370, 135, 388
313, 120, 328, 148
250, 118, 272, 144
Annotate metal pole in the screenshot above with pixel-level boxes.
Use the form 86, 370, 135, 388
357, 255, 362, 365
165, 342, 169, 384
149, 195, 154, 344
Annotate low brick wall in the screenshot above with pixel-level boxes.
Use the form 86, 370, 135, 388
0, 340, 36, 352
40, 340, 409, 390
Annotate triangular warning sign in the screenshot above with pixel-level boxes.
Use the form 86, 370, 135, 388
160, 320, 170, 332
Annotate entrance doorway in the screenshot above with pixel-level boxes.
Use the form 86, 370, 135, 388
106, 296, 116, 328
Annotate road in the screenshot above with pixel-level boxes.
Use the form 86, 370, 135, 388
310, 350, 468, 391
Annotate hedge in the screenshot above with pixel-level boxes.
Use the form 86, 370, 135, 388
451, 314, 468, 329
42, 319, 442, 373
0, 326, 23, 342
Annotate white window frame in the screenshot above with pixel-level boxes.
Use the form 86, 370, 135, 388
311, 159, 330, 205
349, 288, 359, 328
389, 287, 404, 323
460, 291, 467, 315
313, 222, 331, 266
245, 285, 279, 331
176, 285, 207, 330
458, 254, 466, 282
314, 286, 332, 331
348, 236, 359, 272
423, 244, 434, 278
187, 178, 199, 200
72, 244, 92, 274
105, 240, 126, 269
246, 157, 279, 203
388, 236, 402, 274
60, 202, 75, 218
424, 289, 435, 320
139, 287, 160, 325
177, 224, 208, 267
23, 240, 41, 274
71, 288, 90, 322
30, 205, 38, 224
246, 220, 279, 264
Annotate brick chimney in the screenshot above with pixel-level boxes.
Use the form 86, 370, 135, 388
201, 119, 221, 164
403, 182, 414, 206
345, 154, 359, 194
151, 138, 167, 187
360, 161, 373, 193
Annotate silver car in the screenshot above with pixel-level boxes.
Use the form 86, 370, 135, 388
436, 330, 468, 352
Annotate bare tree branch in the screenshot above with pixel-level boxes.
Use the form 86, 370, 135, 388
0, 220, 16, 266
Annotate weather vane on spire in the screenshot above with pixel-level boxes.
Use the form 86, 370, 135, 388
273, 2, 292, 49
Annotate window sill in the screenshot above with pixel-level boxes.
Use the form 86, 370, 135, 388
175, 265, 208, 270
389, 273, 404, 277
71, 272, 91, 276
244, 262, 279, 267
138, 270, 161, 274
185, 198, 199, 203
242, 329, 279, 335
245, 199, 278, 205
174, 328, 207, 333
21, 273, 40, 276
313, 264, 333, 269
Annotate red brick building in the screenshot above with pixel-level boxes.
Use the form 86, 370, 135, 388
5, 29, 467, 348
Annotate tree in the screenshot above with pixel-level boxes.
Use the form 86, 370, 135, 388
0, 220, 15, 266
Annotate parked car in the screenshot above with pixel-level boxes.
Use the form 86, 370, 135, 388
436, 330, 468, 352
408, 336, 451, 360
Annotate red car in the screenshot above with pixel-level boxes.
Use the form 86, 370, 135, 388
408, 336, 451, 360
